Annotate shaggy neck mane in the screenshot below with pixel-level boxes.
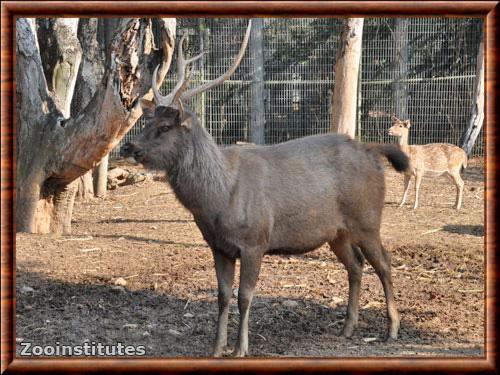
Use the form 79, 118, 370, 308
167, 124, 233, 213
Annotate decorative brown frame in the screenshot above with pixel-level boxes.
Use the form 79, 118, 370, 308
1, 1, 498, 373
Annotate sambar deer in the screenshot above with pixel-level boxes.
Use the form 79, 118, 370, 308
388, 116, 468, 210
121, 22, 410, 356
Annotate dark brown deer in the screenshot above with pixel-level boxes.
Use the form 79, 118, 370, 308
121, 22, 409, 356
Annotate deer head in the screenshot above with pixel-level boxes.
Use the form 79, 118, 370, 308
388, 116, 411, 137
121, 21, 252, 169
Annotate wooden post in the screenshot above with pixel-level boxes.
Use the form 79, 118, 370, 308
331, 18, 364, 138
250, 18, 265, 145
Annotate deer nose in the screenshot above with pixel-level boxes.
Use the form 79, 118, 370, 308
133, 149, 145, 160
120, 142, 134, 157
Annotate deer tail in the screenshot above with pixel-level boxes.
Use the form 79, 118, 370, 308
462, 153, 468, 172
365, 143, 410, 173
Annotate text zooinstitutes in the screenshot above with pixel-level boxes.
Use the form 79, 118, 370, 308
19, 341, 146, 356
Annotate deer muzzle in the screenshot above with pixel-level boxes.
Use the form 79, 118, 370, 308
120, 142, 145, 163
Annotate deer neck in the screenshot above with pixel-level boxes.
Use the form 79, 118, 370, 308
397, 131, 410, 155
167, 126, 233, 215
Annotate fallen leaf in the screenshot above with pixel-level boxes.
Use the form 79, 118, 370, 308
362, 301, 383, 310
20, 286, 34, 293
168, 329, 182, 337
282, 300, 299, 308
114, 277, 127, 286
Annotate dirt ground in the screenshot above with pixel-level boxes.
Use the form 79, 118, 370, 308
16, 158, 485, 358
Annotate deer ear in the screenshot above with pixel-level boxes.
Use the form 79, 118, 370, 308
180, 117, 192, 130
140, 99, 156, 119
404, 120, 411, 128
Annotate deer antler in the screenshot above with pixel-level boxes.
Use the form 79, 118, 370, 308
173, 68, 192, 118
152, 32, 205, 107
180, 20, 252, 101
152, 20, 251, 107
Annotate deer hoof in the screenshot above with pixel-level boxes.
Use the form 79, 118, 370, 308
233, 349, 248, 357
384, 335, 397, 343
384, 330, 398, 342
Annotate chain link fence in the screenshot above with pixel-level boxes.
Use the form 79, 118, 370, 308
110, 17, 483, 158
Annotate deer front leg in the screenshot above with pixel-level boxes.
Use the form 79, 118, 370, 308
234, 250, 263, 357
413, 172, 423, 209
399, 174, 411, 207
212, 250, 236, 357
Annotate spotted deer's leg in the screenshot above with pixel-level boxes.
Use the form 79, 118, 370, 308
413, 172, 423, 209
449, 171, 465, 210
399, 174, 411, 207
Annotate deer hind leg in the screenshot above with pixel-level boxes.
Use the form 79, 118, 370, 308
357, 232, 400, 341
329, 233, 364, 338
413, 172, 423, 209
449, 170, 465, 210
212, 250, 236, 357
399, 174, 411, 207
234, 250, 263, 357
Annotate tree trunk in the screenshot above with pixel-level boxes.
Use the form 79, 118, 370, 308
93, 156, 109, 197
250, 18, 265, 145
392, 18, 409, 120
76, 171, 94, 201
460, 36, 484, 156
37, 19, 82, 118
330, 18, 364, 138
73, 18, 108, 199
91, 19, 125, 198
16, 18, 176, 234
17, 18, 82, 233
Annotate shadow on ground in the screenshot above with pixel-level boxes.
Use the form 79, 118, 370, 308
15, 270, 476, 358
95, 234, 208, 248
442, 225, 484, 237
99, 219, 195, 224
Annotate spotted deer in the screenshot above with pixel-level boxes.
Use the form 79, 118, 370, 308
388, 116, 468, 210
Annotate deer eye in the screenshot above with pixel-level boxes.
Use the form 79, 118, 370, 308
157, 125, 170, 135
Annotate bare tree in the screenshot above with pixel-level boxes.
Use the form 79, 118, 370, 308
16, 18, 176, 234
461, 34, 484, 156
90, 19, 119, 198
330, 18, 364, 138
72, 18, 106, 200
250, 18, 265, 145
392, 18, 409, 121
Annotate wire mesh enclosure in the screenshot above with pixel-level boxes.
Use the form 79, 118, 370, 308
360, 18, 483, 155
110, 17, 484, 158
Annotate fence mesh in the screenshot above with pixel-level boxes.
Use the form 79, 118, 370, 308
110, 17, 484, 158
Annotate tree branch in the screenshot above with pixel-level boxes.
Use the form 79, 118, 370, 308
51, 18, 176, 183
